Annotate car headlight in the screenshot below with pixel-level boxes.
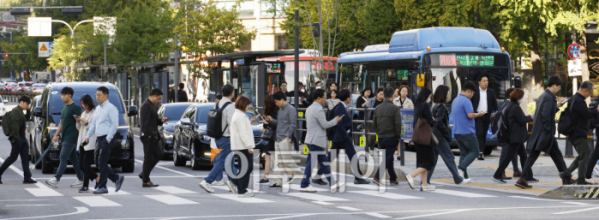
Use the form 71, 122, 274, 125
163, 130, 174, 139
121, 139, 130, 149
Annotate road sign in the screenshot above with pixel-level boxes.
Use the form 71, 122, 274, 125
568, 59, 583, 76
568, 44, 581, 59
28, 17, 52, 37
38, 42, 54, 57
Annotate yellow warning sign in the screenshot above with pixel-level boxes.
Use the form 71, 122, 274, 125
40, 44, 48, 51
298, 111, 304, 118
303, 145, 309, 155
376, 135, 378, 142
359, 136, 365, 147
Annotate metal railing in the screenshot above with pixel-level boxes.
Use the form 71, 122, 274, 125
0, 90, 40, 102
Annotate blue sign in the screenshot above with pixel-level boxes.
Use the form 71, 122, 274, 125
48, 42, 54, 57
401, 109, 414, 140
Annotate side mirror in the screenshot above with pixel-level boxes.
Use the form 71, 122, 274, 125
128, 106, 138, 116
180, 118, 192, 126
34, 106, 43, 118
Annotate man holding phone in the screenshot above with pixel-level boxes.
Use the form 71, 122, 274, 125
139, 89, 168, 187
46, 87, 85, 188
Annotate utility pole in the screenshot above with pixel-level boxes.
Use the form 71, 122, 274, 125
174, 35, 179, 102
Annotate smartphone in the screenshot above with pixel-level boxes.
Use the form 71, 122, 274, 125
340, 114, 346, 118
561, 99, 569, 105
73, 114, 80, 119
167, 116, 172, 120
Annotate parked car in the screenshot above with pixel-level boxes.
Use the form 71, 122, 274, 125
5, 83, 17, 91
0, 95, 8, 123
31, 83, 46, 95
17, 82, 33, 92
157, 102, 195, 160
26, 96, 42, 166
172, 103, 265, 170
32, 82, 138, 174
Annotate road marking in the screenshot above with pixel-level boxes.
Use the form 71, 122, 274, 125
337, 206, 361, 211
433, 178, 550, 193
562, 202, 589, 206
0, 207, 89, 220
6, 204, 56, 207
397, 209, 471, 219
0, 157, 26, 178
350, 190, 421, 200
25, 188, 63, 197
135, 159, 193, 177
73, 196, 121, 207
105, 187, 130, 195
429, 189, 496, 198
345, 182, 379, 190
154, 186, 197, 194
284, 192, 348, 202
257, 214, 318, 220
212, 194, 273, 203
552, 206, 599, 215
145, 194, 199, 205
312, 201, 332, 205
509, 196, 562, 202
0, 199, 47, 202
364, 212, 391, 218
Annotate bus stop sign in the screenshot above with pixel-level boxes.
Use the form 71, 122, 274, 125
568, 44, 581, 59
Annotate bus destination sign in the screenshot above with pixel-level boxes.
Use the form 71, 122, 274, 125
438, 54, 495, 67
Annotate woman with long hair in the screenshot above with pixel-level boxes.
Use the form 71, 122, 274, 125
324, 89, 340, 110
405, 87, 436, 191
427, 85, 469, 186
75, 94, 99, 192
356, 87, 372, 120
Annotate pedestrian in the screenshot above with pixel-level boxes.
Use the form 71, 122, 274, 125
177, 83, 189, 102
472, 75, 498, 160
229, 96, 259, 197
139, 89, 169, 187
84, 86, 125, 194
366, 88, 385, 153
214, 95, 222, 104
168, 85, 175, 103
75, 94, 99, 193
452, 82, 486, 181
563, 81, 599, 185
324, 89, 340, 110
330, 89, 370, 184
307, 81, 323, 109
199, 84, 237, 193
584, 96, 599, 184
267, 91, 305, 188
491, 89, 537, 184
287, 82, 309, 108
46, 87, 85, 188
356, 87, 372, 120
497, 88, 523, 180
329, 82, 338, 93
427, 85, 469, 186
372, 87, 402, 186
280, 81, 288, 94
300, 89, 342, 193
0, 96, 37, 184
393, 85, 414, 109
405, 88, 436, 191
258, 95, 293, 184
516, 76, 570, 189
207, 93, 226, 186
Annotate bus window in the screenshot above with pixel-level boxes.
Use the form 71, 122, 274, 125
428, 67, 469, 104
469, 68, 509, 100
284, 61, 311, 94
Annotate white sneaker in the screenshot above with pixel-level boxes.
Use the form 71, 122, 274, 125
226, 181, 237, 194
330, 183, 345, 193
405, 174, 415, 190
70, 179, 84, 188
421, 184, 436, 191
300, 186, 317, 193
238, 191, 255, 198
586, 178, 597, 185
45, 178, 59, 188
458, 170, 465, 179
199, 180, 214, 193
457, 178, 471, 187
593, 164, 599, 177
212, 179, 225, 186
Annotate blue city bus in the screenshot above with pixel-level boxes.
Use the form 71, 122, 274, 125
337, 27, 512, 155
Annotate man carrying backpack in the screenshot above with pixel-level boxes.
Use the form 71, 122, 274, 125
562, 81, 599, 185
0, 96, 37, 184
516, 76, 570, 189
199, 84, 237, 193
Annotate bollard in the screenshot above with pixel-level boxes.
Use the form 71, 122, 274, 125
565, 136, 574, 158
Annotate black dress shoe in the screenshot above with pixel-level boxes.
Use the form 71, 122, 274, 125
559, 172, 572, 185
477, 154, 484, 160
138, 173, 143, 179
354, 178, 370, 184
23, 179, 37, 184
502, 174, 512, 180
142, 181, 159, 187
312, 179, 327, 185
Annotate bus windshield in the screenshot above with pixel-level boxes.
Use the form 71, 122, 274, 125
428, 67, 509, 104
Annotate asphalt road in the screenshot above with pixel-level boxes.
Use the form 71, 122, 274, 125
1, 131, 599, 220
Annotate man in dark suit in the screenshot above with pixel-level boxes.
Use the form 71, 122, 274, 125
139, 89, 168, 187
330, 89, 370, 184
471, 75, 498, 160
177, 83, 189, 102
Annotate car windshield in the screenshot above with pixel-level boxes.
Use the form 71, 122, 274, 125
164, 105, 190, 121
49, 88, 126, 114
196, 106, 212, 123
8, 84, 16, 87
33, 84, 46, 88
24, 82, 33, 86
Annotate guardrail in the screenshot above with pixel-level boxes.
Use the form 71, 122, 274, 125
0, 90, 41, 102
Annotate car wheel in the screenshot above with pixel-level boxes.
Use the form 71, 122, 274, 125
41, 157, 54, 174
121, 161, 135, 173
190, 143, 201, 170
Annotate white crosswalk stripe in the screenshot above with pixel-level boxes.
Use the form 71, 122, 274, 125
429, 189, 496, 198
212, 194, 274, 203
153, 186, 197, 194
144, 195, 199, 205
74, 196, 121, 207
105, 187, 130, 195
350, 190, 422, 200
285, 192, 348, 202
25, 188, 63, 197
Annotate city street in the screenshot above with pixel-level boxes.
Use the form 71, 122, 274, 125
1, 125, 599, 219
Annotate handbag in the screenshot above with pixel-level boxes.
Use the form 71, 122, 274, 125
261, 128, 273, 140
412, 103, 434, 146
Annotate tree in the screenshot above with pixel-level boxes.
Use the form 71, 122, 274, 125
174, 0, 255, 101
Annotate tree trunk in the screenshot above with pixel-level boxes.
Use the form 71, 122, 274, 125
530, 33, 544, 98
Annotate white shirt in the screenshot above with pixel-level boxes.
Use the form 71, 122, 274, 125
218, 97, 235, 137
476, 87, 488, 113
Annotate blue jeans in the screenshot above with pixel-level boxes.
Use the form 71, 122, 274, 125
205, 137, 237, 184
427, 139, 463, 184
55, 142, 84, 181
95, 137, 120, 189
455, 133, 479, 179
374, 137, 398, 182
301, 144, 333, 188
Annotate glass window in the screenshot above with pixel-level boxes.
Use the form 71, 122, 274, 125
284, 61, 311, 94
196, 106, 212, 123
49, 88, 125, 114
164, 104, 193, 121
239, 66, 257, 106
261, 0, 288, 17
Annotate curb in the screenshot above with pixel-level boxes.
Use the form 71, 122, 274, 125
540, 185, 599, 199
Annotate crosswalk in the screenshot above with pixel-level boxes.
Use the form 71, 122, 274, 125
20, 181, 503, 209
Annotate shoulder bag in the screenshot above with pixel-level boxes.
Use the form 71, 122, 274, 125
412, 103, 437, 146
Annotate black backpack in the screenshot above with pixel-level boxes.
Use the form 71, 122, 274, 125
326, 106, 338, 140
558, 98, 576, 136
2, 111, 12, 136
206, 101, 232, 139
493, 102, 511, 143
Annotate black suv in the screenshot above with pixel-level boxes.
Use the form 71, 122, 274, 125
32, 82, 138, 174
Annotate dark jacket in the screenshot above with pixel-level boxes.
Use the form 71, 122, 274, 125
505, 101, 533, 144
140, 99, 163, 139
356, 96, 368, 120
332, 102, 352, 143
569, 93, 599, 141
177, 89, 189, 102
527, 89, 558, 152
432, 103, 451, 142
8, 105, 30, 143
472, 88, 498, 113
263, 110, 278, 145
287, 91, 310, 107
373, 99, 402, 139
413, 102, 434, 130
